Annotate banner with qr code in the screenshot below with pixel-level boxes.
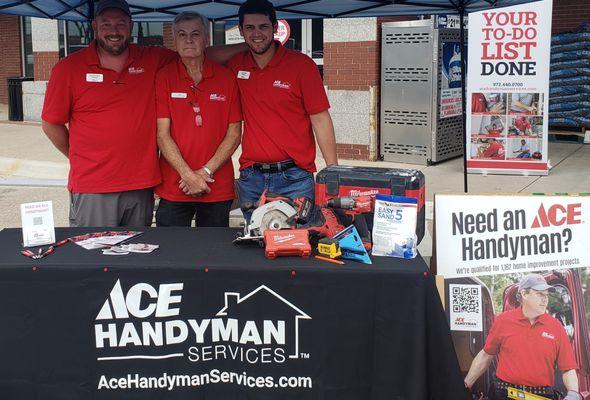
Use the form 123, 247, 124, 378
449, 284, 483, 331
444, 268, 590, 398
435, 194, 590, 279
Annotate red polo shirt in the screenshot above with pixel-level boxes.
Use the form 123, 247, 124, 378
227, 42, 330, 172
482, 141, 505, 159
483, 307, 577, 387
155, 57, 241, 202
42, 41, 176, 193
514, 118, 532, 133
472, 93, 487, 113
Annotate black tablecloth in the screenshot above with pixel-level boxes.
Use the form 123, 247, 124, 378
0, 227, 467, 400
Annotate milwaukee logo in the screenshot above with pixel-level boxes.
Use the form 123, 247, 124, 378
541, 332, 555, 340
349, 189, 379, 197
531, 203, 582, 228
271, 234, 295, 243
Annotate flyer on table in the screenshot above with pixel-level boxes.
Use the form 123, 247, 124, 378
466, 0, 552, 175
435, 194, 590, 279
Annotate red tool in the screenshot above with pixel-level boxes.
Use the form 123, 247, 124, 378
264, 229, 311, 259
324, 196, 374, 250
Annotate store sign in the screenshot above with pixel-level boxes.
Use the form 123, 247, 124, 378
224, 20, 291, 45
435, 194, 590, 278
466, 0, 552, 175
436, 14, 468, 29
275, 20, 291, 45
440, 42, 463, 118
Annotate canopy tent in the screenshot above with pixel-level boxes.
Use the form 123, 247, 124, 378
0, 0, 541, 21
0, 0, 543, 192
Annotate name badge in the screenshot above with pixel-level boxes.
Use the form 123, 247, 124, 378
237, 70, 251, 80
86, 73, 103, 83
171, 92, 188, 99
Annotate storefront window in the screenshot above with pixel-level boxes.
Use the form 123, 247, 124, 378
311, 18, 323, 60
284, 19, 302, 51
64, 21, 165, 55
21, 16, 34, 77
66, 21, 93, 55
212, 21, 226, 45
58, 20, 66, 59
132, 22, 163, 46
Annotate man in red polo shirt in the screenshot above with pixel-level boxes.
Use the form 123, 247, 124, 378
464, 274, 580, 400
41, 0, 244, 227
514, 116, 533, 135
154, 12, 241, 227
482, 139, 505, 160
226, 0, 338, 220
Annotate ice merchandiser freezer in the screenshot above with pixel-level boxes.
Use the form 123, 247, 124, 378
380, 19, 464, 165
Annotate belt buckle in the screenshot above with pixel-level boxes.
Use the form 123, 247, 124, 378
262, 163, 271, 172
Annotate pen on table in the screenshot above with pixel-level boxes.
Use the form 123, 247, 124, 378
315, 255, 345, 265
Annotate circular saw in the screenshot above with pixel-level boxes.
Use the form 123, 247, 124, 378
233, 200, 298, 244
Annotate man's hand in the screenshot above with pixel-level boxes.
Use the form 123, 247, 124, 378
564, 390, 582, 400
488, 102, 505, 114
179, 168, 214, 196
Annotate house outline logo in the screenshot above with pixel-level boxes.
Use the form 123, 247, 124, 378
216, 285, 311, 359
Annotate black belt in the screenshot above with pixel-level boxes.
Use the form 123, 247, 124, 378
252, 160, 296, 173
495, 378, 554, 397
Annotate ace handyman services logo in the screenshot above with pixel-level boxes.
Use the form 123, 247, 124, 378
94, 280, 312, 364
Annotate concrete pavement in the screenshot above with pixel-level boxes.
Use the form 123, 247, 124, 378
1, 105, 589, 258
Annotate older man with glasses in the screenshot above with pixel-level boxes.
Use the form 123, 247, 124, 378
464, 273, 580, 400
154, 11, 242, 227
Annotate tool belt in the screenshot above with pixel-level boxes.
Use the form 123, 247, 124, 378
252, 159, 296, 173
495, 378, 555, 399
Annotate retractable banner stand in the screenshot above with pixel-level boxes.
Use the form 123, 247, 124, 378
467, 0, 552, 175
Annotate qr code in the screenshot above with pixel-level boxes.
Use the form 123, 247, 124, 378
451, 286, 480, 313
33, 216, 43, 226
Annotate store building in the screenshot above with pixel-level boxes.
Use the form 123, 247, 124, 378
0, 0, 588, 161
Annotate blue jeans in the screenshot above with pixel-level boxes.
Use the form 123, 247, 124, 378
237, 166, 315, 222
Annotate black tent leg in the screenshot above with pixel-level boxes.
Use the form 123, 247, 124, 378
89, 0, 95, 20
459, 7, 468, 193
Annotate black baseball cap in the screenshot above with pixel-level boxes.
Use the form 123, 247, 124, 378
95, 0, 131, 17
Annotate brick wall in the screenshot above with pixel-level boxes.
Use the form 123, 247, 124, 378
323, 41, 379, 90
0, 15, 22, 104
33, 51, 59, 81
324, 16, 415, 160
552, 0, 590, 33
163, 22, 175, 50
336, 143, 370, 160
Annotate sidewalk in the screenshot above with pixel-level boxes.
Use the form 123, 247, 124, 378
1, 117, 588, 195
1, 105, 589, 258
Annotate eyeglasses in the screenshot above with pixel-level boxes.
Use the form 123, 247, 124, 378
189, 100, 203, 127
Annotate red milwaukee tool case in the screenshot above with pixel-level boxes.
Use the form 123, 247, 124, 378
315, 165, 426, 244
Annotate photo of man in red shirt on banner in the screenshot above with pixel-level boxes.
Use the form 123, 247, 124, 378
464, 274, 581, 400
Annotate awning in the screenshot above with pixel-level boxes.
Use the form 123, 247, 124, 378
0, 0, 542, 22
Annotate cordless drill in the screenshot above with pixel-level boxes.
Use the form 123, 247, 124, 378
324, 195, 373, 250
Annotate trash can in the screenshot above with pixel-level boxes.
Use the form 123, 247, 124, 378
7, 77, 34, 121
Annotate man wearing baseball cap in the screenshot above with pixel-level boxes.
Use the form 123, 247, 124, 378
464, 273, 580, 400
41, 0, 243, 227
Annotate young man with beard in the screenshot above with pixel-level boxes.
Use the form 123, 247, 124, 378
227, 0, 338, 220
41, 0, 243, 227
154, 12, 242, 227
464, 274, 580, 400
